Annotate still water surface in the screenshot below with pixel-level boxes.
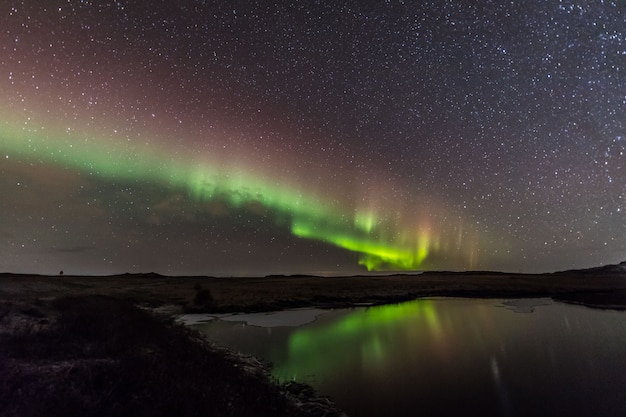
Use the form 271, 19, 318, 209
192, 298, 626, 417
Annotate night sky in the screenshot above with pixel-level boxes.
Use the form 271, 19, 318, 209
1, 1, 624, 276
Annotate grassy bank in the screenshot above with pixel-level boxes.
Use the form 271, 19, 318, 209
0, 296, 326, 417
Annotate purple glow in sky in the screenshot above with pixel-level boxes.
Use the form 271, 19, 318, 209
1, 1, 624, 276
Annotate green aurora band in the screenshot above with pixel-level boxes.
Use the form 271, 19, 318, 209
1, 122, 433, 270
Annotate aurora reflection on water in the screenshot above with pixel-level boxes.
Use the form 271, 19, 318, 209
194, 298, 626, 417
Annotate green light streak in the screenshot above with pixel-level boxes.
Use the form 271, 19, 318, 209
354, 211, 376, 232
1, 123, 432, 270
291, 221, 427, 270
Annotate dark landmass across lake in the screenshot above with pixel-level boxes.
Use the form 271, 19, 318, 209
2, 261, 626, 312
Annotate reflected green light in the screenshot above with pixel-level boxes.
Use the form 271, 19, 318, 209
273, 300, 441, 381
2, 123, 434, 270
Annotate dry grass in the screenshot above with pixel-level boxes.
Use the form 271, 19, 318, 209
0, 296, 310, 417
2, 271, 625, 313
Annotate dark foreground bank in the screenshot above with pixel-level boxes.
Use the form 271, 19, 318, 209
0, 296, 342, 417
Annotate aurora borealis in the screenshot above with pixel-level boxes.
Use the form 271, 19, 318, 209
1, 1, 624, 275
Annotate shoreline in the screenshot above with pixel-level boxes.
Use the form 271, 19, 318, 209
0, 295, 346, 417
1, 271, 625, 416
2, 271, 625, 312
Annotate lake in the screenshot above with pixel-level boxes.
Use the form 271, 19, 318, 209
189, 298, 626, 417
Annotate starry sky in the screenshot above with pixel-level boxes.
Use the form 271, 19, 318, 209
1, 1, 624, 276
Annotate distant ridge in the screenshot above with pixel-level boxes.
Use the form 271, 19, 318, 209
0, 272, 43, 277
264, 274, 319, 278
421, 270, 515, 276
554, 261, 626, 275
2, 261, 625, 279
112, 272, 166, 278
